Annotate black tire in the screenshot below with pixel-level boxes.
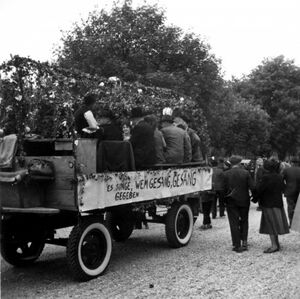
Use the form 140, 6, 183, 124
165, 203, 194, 248
105, 212, 134, 242
67, 219, 112, 281
1, 232, 45, 267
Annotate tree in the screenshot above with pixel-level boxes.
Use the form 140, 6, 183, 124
233, 56, 300, 159
55, 1, 222, 112
208, 89, 271, 157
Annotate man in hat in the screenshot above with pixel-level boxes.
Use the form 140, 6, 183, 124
161, 115, 191, 164
282, 159, 300, 226
223, 155, 254, 252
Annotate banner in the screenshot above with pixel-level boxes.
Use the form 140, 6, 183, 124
78, 167, 212, 212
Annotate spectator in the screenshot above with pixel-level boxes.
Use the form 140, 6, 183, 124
256, 159, 289, 253
161, 115, 191, 164
211, 158, 226, 218
144, 115, 166, 164
223, 155, 254, 253
282, 159, 300, 226
200, 190, 214, 229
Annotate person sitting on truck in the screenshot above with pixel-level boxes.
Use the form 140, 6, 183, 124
74, 93, 103, 138
144, 115, 166, 164
97, 106, 122, 141
180, 115, 204, 162
161, 115, 192, 164
130, 107, 156, 169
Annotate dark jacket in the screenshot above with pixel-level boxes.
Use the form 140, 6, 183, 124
223, 166, 254, 207
187, 128, 203, 162
74, 105, 90, 134
130, 120, 155, 169
282, 166, 300, 197
101, 123, 122, 141
212, 166, 224, 191
256, 172, 285, 208
154, 128, 166, 164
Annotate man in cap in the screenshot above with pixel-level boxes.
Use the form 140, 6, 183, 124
223, 155, 254, 252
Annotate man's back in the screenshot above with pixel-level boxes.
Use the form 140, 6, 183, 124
161, 125, 186, 164
224, 166, 254, 206
282, 166, 300, 197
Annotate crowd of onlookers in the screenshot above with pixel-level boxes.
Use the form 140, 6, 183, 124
73, 93, 204, 169
200, 155, 300, 254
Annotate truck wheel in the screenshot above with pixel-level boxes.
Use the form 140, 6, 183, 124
105, 212, 134, 242
1, 232, 45, 267
165, 203, 194, 248
67, 219, 112, 281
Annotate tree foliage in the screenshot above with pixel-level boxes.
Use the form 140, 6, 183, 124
55, 1, 222, 112
0, 56, 210, 149
233, 56, 300, 159
208, 89, 271, 157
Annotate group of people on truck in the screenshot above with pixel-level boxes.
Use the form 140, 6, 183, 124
74, 93, 204, 169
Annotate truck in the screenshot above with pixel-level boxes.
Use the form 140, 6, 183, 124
0, 136, 212, 281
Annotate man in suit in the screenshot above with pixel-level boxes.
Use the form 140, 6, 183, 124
282, 159, 300, 226
223, 155, 254, 252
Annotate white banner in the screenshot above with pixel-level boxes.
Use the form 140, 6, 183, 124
78, 167, 212, 212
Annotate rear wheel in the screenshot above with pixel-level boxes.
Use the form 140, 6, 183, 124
1, 231, 45, 267
165, 203, 194, 248
105, 211, 134, 242
67, 219, 112, 281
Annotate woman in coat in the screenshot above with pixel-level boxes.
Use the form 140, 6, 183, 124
256, 159, 289, 253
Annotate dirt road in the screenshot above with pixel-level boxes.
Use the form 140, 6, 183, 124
1, 205, 300, 298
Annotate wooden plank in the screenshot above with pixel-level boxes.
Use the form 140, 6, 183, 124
45, 189, 76, 210
1, 207, 60, 214
0, 181, 45, 208
47, 176, 75, 190
55, 140, 73, 151
76, 139, 97, 175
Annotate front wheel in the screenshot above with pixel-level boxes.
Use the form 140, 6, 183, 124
67, 219, 112, 281
165, 203, 194, 248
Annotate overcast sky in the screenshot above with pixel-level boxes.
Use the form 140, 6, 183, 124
1, 0, 299, 79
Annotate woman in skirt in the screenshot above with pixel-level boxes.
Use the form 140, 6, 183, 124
256, 159, 289, 253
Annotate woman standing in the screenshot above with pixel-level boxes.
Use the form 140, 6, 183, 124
256, 159, 289, 253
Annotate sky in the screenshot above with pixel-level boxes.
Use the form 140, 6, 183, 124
0, 0, 299, 79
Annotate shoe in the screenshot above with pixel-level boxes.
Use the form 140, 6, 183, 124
200, 224, 208, 230
232, 246, 243, 253
263, 247, 279, 253
200, 224, 212, 230
242, 241, 248, 251
220, 214, 226, 217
